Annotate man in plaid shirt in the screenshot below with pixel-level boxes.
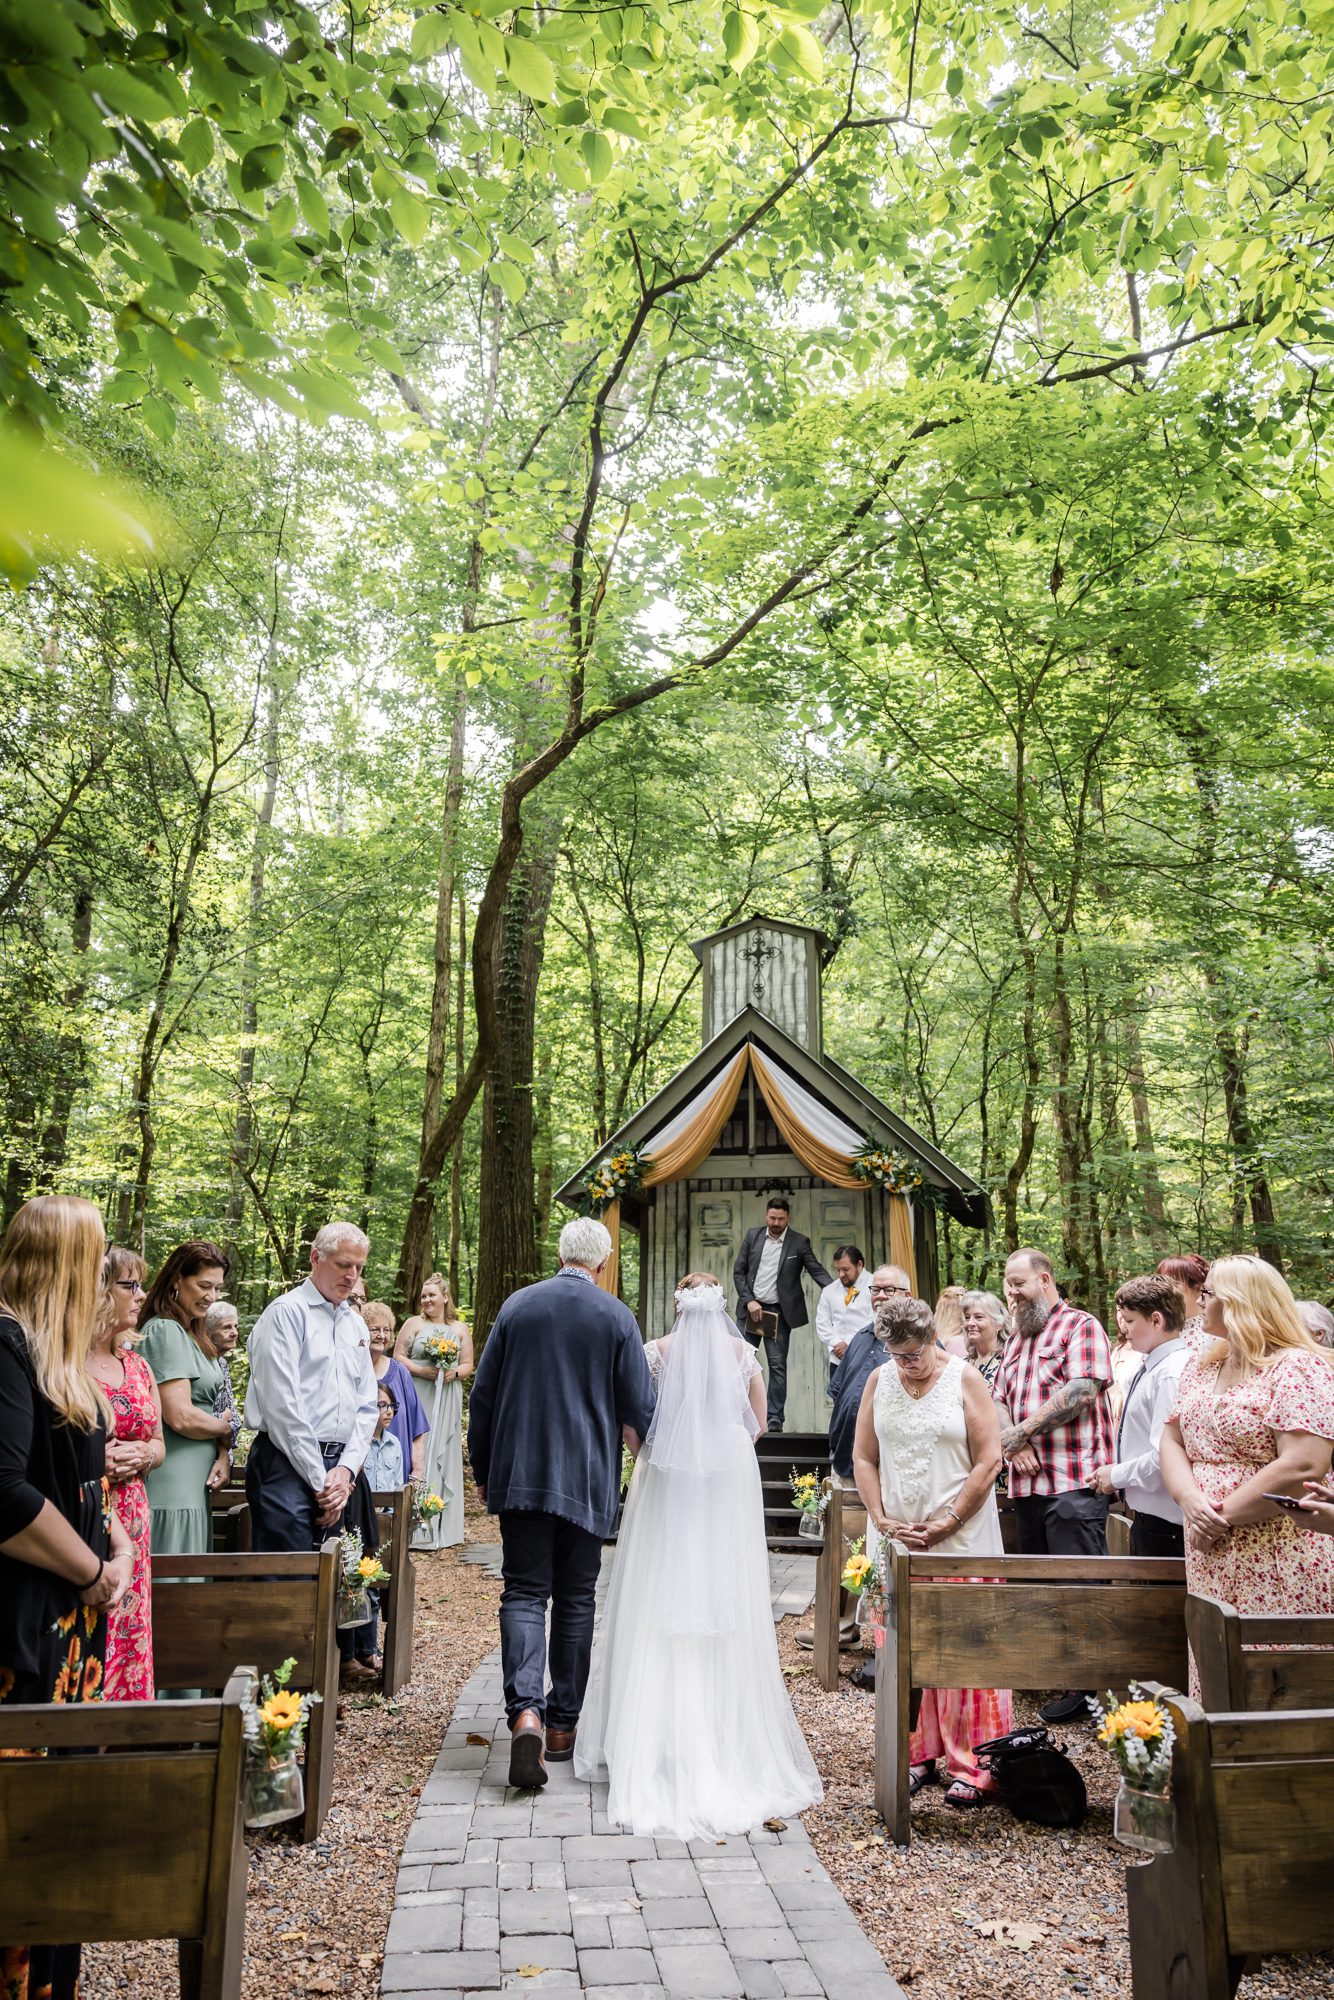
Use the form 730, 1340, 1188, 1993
994, 1247, 1115, 1723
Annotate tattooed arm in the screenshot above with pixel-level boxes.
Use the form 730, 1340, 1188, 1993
1000, 1377, 1105, 1461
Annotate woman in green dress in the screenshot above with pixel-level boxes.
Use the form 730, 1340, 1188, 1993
138, 1240, 231, 1556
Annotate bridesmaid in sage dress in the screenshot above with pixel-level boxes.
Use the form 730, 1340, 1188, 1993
395, 1273, 472, 1549
138, 1240, 231, 1557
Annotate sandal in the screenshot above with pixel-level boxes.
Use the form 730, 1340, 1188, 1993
944, 1779, 987, 1807
907, 1761, 937, 1796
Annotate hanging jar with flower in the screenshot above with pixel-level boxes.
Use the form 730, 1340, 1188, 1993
789, 1469, 826, 1541
1089, 1685, 1176, 1854
337, 1529, 391, 1628
242, 1658, 321, 1828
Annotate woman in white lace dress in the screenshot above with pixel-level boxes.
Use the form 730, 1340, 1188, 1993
576, 1272, 823, 1838
853, 1295, 1012, 1807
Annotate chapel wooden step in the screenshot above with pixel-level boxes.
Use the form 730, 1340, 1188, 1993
609, 1432, 830, 1548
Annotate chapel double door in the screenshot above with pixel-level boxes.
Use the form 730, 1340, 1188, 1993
686, 1185, 868, 1433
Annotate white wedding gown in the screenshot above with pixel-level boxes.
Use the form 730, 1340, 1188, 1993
575, 1284, 823, 1838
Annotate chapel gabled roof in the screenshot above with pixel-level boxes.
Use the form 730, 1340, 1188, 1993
555, 1003, 987, 1229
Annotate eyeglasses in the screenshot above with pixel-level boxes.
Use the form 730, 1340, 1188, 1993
870, 1284, 911, 1297
891, 1346, 933, 1365
376, 1401, 395, 1413
112, 1280, 146, 1294
1199, 1285, 1215, 1299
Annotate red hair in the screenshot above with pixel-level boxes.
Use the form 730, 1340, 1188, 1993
1156, 1254, 1209, 1291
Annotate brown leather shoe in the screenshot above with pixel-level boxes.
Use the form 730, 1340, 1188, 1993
508, 1708, 548, 1790
545, 1724, 577, 1762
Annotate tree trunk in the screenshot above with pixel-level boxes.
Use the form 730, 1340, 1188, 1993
449, 891, 466, 1300
472, 818, 563, 1338
225, 657, 283, 1267
37, 884, 95, 1189
1123, 1001, 1170, 1251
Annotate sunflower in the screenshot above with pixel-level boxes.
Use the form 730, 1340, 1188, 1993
82, 1656, 103, 1700
1099, 1699, 1165, 1744
259, 1691, 304, 1733
357, 1556, 382, 1580
0, 1666, 13, 1702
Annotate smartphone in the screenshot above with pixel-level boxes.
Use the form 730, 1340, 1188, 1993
1262, 1492, 1308, 1512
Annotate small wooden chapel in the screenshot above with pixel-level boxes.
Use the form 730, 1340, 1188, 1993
556, 915, 986, 1432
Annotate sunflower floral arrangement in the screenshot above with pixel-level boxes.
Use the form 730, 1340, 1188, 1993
584, 1146, 651, 1215
850, 1137, 926, 1197
1090, 1684, 1177, 1853
242, 1657, 321, 1827
337, 1530, 390, 1627
411, 1485, 445, 1527
789, 1469, 824, 1519
840, 1534, 884, 1606
420, 1331, 460, 1370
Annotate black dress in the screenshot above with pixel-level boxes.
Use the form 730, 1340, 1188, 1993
0, 1311, 109, 2000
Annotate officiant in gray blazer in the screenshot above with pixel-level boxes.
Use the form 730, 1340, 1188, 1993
733, 1195, 833, 1433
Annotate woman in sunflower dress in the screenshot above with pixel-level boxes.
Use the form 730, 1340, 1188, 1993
0, 1196, 135, 2000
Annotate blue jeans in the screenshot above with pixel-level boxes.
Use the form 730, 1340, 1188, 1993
498, 1510, 603, 1729
246, 1432, 374, 1663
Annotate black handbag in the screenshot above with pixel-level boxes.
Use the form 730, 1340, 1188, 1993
974, 1723, 1088, 1829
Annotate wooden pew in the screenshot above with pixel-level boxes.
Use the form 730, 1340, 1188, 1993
0, 1668, 251, 1999
813, 1475, 866, 1690
1186, 1592, 1334, 1711
873, 1545, 1188, 1846
1126, 1690, 1334, 2000
1106, 1509, 1133, 1556
152, 1539, 340, 1842
373, 1488, 416, 1696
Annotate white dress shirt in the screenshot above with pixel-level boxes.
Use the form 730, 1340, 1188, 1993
754, 1229, 787, 1302
244, 1276, 378, 1494
816, 1270, 873, 1359
1107, 1336, 1190, 1524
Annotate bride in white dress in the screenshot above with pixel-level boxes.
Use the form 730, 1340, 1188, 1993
575, 1272, 823, 1838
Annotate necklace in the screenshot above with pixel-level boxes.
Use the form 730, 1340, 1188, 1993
900, 1364, 942, 1401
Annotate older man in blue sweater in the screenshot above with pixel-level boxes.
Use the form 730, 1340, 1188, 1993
469, 1215, 655, 1789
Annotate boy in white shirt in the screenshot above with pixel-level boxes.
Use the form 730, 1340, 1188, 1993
1092, 1274, 1191, 1558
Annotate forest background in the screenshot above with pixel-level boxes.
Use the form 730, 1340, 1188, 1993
2, 0, 1332, 1333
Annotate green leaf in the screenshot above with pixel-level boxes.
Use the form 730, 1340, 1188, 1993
491, 259, 527, 303
723, 9, 760, 72
241, 143, 285, 192
177, 117, 214, 175
773, 25, 822, 86
505, 36, 556, 102
82, 62, 181, 125
297, 178, 330, 235
581, 130, 613, 183
389, 186, 430, 247
411, 12, 453, 62
602, 105, 647, 140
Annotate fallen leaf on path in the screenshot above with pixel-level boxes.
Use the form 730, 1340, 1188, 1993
466, 1732, 489, 1745
278, 1931, 307, 1944
515, 1967, 545, 1979
763, 1819, 787, 1832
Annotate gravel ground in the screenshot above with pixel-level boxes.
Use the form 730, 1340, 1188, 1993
82, 1485, 502, 2000
778, 1622, 1334, 2000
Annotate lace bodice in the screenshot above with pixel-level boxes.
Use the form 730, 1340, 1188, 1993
870, 1352, 1002, 1556
645, 1337, 760, 1387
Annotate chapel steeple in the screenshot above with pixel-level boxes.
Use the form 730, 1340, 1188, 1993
690, 915, 828, 1056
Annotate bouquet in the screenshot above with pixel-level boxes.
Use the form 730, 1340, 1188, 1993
421, 1332, 460, 1370
621, 1445, 635, 1492
411, 1486, 444, 1527
1089, 1686, 1175, 1791
850, 1138, 925, 1196
789, 1469, 823, 1519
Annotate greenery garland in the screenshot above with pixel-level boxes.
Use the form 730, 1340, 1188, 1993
850, 1137, 928, 1197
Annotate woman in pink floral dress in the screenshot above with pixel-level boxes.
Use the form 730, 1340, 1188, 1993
88, 1246, 165, 1700
1160, 1255, 1334, 1695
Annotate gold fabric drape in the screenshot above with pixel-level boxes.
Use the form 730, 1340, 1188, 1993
593, 1040, 922, 1298
595, 1047, 752, 1294
887, 1192, 918, 1293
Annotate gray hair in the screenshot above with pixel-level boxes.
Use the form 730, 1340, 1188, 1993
1296, 1300, 1334, 1347
204, 1300, 239, 1332
312, 1221, 369, 1260
962, 1289, 1009, 1332
874, 1295, 936, 1347
559, 1216, 612, 1271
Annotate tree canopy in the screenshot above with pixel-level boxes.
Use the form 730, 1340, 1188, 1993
2, 0, 1332, 1317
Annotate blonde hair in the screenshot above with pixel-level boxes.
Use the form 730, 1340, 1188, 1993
0, 1195, 108, 1429
1204, 1255, 1334, 1375
677, 1270, 720, 1290
363, 1300, 397, 1332
420, 1272, 458, 1323
933, 1285, 966, 1345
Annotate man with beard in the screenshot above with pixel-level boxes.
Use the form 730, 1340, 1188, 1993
994, 1247, 1114, 1724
